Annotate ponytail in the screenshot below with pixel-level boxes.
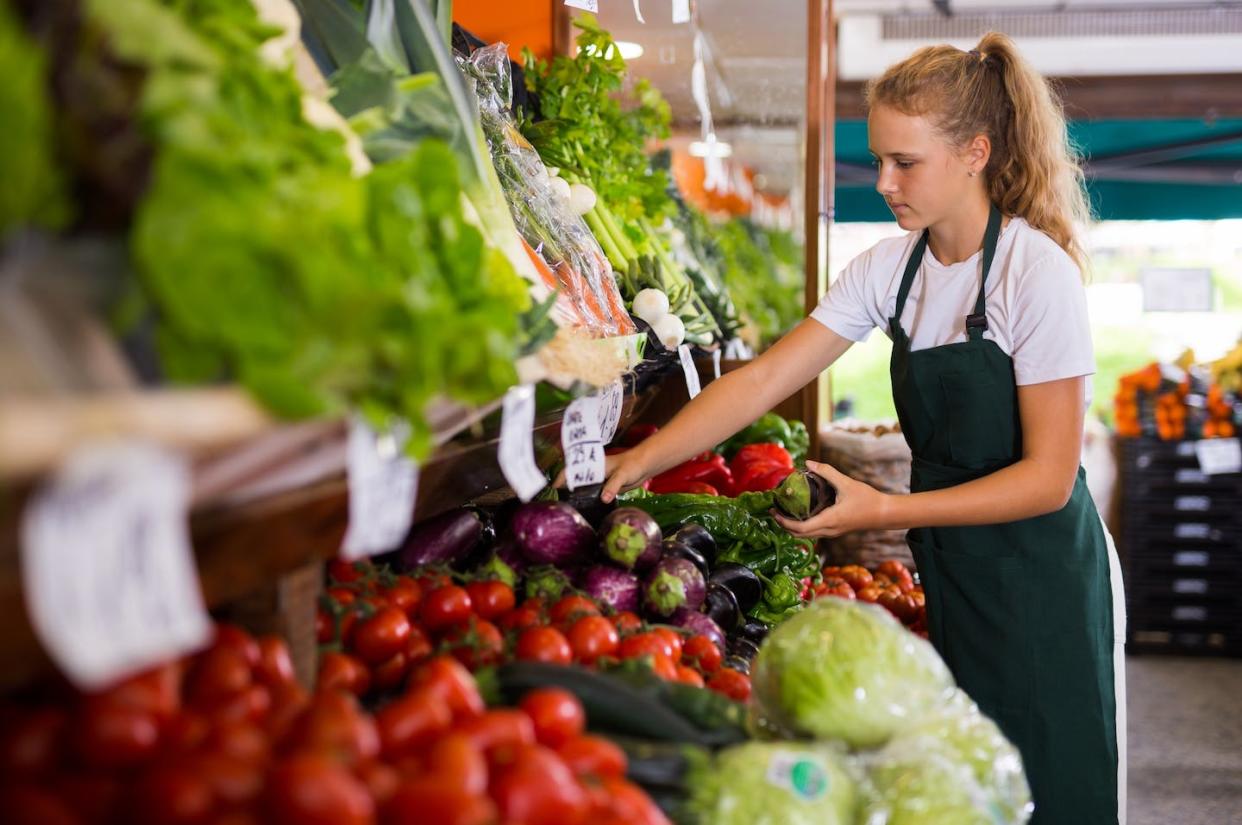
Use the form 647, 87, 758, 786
866, 32, 1091, 273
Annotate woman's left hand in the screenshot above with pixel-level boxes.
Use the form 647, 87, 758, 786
771, 460, 893, 539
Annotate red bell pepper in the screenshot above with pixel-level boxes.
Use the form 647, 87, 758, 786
735, 465, 790, 494
648, 453, 732, 494
731, 443, 794, 475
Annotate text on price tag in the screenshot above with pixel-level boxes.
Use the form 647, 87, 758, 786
564, 0, 598, 11
341, 417, 420, 560
678, 344, 702, 399
562, 396, 605, 490
597, 380, 625, 446
1196, 438, 1242, 475
21, 443, 212, 690
499, 385, 547, 502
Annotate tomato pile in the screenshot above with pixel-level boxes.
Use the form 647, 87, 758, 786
0, 623, 670, 825
811, 561, 928, 638
317, 559, 751, 705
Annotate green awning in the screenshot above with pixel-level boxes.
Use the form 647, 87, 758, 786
834, 118, 1242, 222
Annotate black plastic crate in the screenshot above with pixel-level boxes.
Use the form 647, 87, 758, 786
1119, 438, 1209, 473
1127, 628, 1242, 657
1127, 595, 1241, 628
1120, 495, 1242, 531
1123, 469, 1242, 500
1124, 548, 1242, 582
1128, 570, 1242, 599
1121, 521, 1242, 549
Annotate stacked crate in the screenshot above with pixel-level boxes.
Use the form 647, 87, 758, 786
1119, 438, 1242, 655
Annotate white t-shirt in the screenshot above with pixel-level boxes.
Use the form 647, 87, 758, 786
811, 217, 1095, 395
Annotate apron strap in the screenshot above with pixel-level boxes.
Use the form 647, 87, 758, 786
890, 232, 929, 338
967, 204, 1003, 341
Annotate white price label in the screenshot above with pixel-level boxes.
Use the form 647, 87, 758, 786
562, 396, 605, 490
564, 0, 598, 11
499, 386, 547, 503
341, 417, 419, 560
1195, 438, 1241, 475
672, 0, 691, 23
712, 349, 722, 380
597, 380, 625, 446
21, 443, 211, 690
632, 0, 645, 23
678, 344, 702, 399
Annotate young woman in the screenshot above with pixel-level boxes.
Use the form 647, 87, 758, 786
602, 32, 1126, 825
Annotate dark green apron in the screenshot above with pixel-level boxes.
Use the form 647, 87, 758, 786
890, 206, 1119, 824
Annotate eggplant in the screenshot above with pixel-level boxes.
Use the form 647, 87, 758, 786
512, 501, 594, 566
598, 507, 663, 571
643, 557, 706, 618
524, 565, 574, 603
473, 552, 517, 588
727, 636, 761, 662
723, 655, 751, 676
581, 565, 641, 614
707, 564, 763, 615
559, 483, 614, 528
396, 508, 486, 570
660, 539, 708, 577
669, 609, 726, 651
672, 523, 717, 567
701, 582, 742, 632
734, 620, 770, 647
493, 537, 527, 577
773, 470, 837, 521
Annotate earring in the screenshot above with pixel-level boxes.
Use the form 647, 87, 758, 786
968, 170, 977, 177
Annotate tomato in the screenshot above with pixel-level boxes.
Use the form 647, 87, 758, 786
325, 586, 358, 606
415, 570, 453, 592
407, 657, 485, 721
255, 636, 297, 689
193, 751, 264, 809
549, 595, 601, 626
567, 616, 619, 666
404, 626, 433, 666
354, 759, 400, 805
675, 665, 705, 687
382, 778, 496, 825
490, 744, 589, 825
205, 720, 270, 764
74, 699, 161, 770
350, 607, 411, 665
327, 559, 368, 585
556, 735, 627, 780
457, 709, 536, 755
265, 684, 310, 744
877, 560, 914, 584
706, 668, 751, 702
186, 646, 253, 708
3, 784, 85, 825
855, 585, 882, 604
55, 772, 122, 824
212, 625, 261, 669
0, 707, 65, 776
285, 691, 379, 766
519, 689, 585, 749
682, 635, 721, 674
838, 565, 873, 592
265, 753, 375, 825
649, 628, 683, 663
816, 576, 856, 600
610, 611, 643, 635
130, 762, 215, 825
102, 662, 184, 721
426, 732, 488, 795
161, 711, 210, 755
617, 632, 672, 662
419, 586, 474, 634
443, 619, 505, 670
208, 684, 272, 726
877, 588, 915, 622
498, 605, 542, 633
381, 577, 423, 618
515, 627, 573, 665
375, 689, 452, 759
371, 651, 409, 692
316, 652, 371, 697
648, 652, 678, 682
593, 776, 670, 825
316, 609, 334, 644
465, 580, 516, 621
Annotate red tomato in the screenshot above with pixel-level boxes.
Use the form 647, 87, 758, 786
381, 577, 422, 618
265, 753, 375, 825
186, 646, 253, 709
407, 657, 485, 721
350, 607, 411, 665
465, 580, 516, 621
617, 632, 672, 663
255, 636, 296, 689
855, 585, 882, 604
285, 691, 379, 766
204, 719, 270, 764
404, 626, 433, 666
549, 595, 601, 626
316, 652, 371, 698
265, 684, 310, 744
208, 683, 272, 726
457, 709, 536, 755
594, 776, 671, 825
371, 651, 409, 692
0, 707, 65, 776
839, 565, 873, 592
610, 611, 643, 635
74, 699, 161, 770
498, 605, 542, 633
415, 570, 453, 592
706, 669, 751, 702
426, 732, 488, 795
161, 711, 210, 755
194, 751, 265, 809
382, 778, 496, 825
515, 627, 573, 665
557, 735, 627, 780
375, 688, 452, 760
817, 576, 856, 600
682, 635, 722, 674
131, 763, 216, 824
316, 609, 334, 644
649, 628, 683, 663
54, 772, 122, 824
3, 784, 90, 825
419, 586, 474, 634
490, 744, 589, 825
327, 559, 368, 585
675, 665, 705, 687
325, 586, 358, 606
354, 759, 400, 806
443, 619, 505, 670
519, 689, 585, 749
212, 625, 261, 669
877, 560, 914, 584
648, 653, 679, 682
101, 662, 184, 721
567, 616, 619, 666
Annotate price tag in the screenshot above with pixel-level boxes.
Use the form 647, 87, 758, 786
712, 349, 722, 380
21, 443, 211, 690
632, 0, 645, 24
499, 386, 547, 503
725, 337, 749, 360
564, 0, 598, 11
597, 380, 625, 445
562, 396, 605, 490
678, 344, 702, 399
1195, 438, 1241, 475
341, 417, 419, 560
672, 0, 691, 23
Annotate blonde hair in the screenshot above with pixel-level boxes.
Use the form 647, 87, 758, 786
866, 32, 1091, 273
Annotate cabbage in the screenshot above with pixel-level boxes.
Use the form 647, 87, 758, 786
690, 742, 860, 825
751, 598, 954, 748
864, 748, 1000, 825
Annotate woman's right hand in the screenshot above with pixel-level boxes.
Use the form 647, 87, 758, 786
601, 448, 653, 503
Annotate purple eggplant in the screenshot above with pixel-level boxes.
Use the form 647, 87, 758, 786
670, 609, 726, 651
661, 539, 708, 577
672, 523, 717, 567
598, 507, 662, 571
493, 537, 527, 577
643, 557, 706, 618
581, 565, 641, 614
512, 502, 594, 566
396, 508, 485, 570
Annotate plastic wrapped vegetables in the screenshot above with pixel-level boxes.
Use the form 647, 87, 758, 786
689, 742, 860, 825
751, 598, 954, 748
462, 44, 633, 337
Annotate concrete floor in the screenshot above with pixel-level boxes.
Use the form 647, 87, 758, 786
1126, 655, 1242, 825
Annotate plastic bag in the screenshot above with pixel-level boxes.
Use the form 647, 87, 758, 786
461, 44, 634, 337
